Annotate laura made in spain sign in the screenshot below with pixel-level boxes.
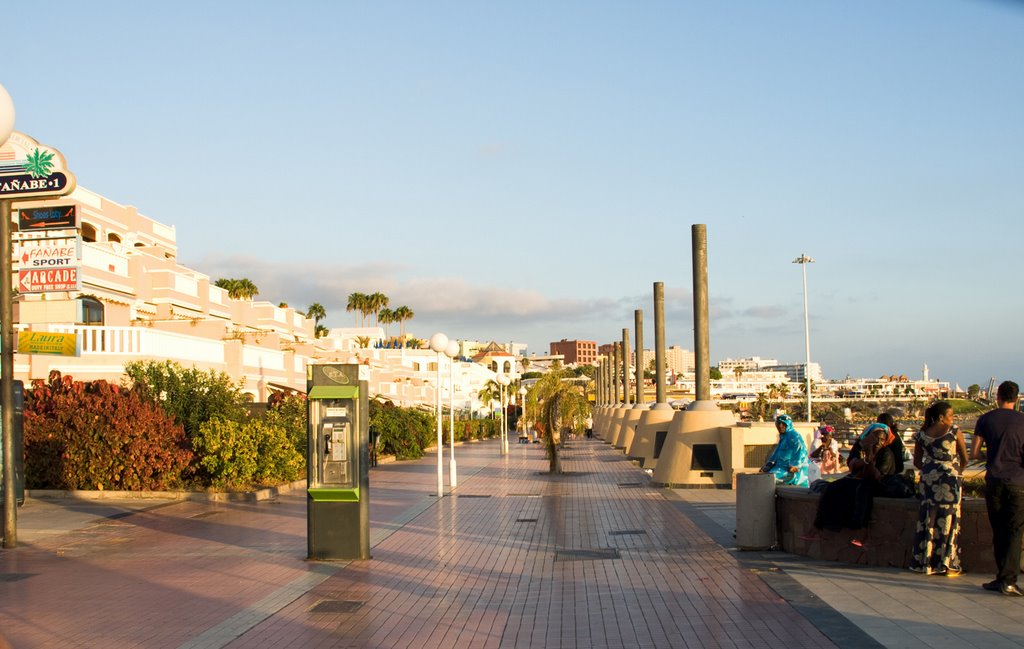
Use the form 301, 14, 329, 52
0, 132, 76, 199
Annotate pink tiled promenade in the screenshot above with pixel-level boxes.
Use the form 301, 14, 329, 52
0, 439, 836, 649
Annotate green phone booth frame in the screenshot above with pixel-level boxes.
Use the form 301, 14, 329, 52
306, 363, 371, 561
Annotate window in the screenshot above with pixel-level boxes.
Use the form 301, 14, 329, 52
81, 223, 97, 243
78, 296, 104, 325
107, 233, 122, 243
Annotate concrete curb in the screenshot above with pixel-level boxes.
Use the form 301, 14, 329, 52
26, 478, 309, 503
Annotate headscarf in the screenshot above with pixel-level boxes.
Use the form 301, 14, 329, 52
818, 424, 835, 436
775, 414, 794, 431
858, 422, 895, 447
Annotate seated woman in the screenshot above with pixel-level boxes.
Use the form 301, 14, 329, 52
807, 422, 899, 541
810, 424, 842, 476
759, 414, 809, 487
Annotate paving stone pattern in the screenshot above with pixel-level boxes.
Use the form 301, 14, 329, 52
1, 439, 835, 649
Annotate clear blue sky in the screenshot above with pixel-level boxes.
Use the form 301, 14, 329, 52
5, 1, 1023, 388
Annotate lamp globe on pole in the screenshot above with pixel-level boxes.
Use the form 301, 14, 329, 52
429, 332, 448, 497
0, 83, 14, 145
496, 373, 511, 454
445, 339, 460, 488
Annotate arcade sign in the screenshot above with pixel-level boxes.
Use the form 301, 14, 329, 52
18, 267, 80, 293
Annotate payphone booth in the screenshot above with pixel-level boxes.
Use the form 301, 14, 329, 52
307, 363, 370, 561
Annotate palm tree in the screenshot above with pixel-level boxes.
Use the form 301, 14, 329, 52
733, 367, 744, 380
393, 305, 414, 337
314, 324, 328, 338
354, 336, 372, 348
306, 303, 326, 327
378, 308, 395, 336
214, 278, 259, 300
529, 369, 590, 474
478, 380, 501, 419
366, 292, 389, 326
347, 292, 367, 326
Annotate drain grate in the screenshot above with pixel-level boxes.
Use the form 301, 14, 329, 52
508, 493, 542, 497
515, 518, 538, 523
609, 529, 647, 536
456, 494, 491, 498
0, 573, 34, 583
309, 599, 365, 614
554, 548, 621, 561
617, 482, 643, 488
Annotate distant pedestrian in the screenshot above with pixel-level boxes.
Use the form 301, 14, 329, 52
971, 381, 1024, 597
908, 401, 968, 575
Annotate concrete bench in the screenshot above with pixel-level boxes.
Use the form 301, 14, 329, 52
775, 485, 1006, 574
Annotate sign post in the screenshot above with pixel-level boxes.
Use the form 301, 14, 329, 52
1, 127, 77, 548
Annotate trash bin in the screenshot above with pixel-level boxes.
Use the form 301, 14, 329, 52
736, 472, 776, 550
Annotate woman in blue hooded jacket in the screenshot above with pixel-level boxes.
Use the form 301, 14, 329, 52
760, 414, 809, 487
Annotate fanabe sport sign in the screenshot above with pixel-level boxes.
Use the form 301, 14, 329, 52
0, 131, 76, 199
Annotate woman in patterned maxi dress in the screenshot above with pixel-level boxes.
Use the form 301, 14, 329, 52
909, 401, 969, 575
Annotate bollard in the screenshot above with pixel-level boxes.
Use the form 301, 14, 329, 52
736, 472, 776, 550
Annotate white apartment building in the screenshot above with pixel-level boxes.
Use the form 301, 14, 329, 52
718, 356, 779, 374
5, 131, 502, 408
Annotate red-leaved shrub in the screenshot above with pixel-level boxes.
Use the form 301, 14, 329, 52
24, 370, 193, 490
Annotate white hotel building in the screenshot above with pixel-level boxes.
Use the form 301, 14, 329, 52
6, 132, 500, 409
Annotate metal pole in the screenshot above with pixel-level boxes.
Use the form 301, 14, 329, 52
653, 282, 667, 405
634, 310, 644, 405
1, 199, 15, 547
692, 224, 711, 403
435, 351, 443, 497
621, 329, 631, 406
801, 257, 812, 423
449, 355, 457, 488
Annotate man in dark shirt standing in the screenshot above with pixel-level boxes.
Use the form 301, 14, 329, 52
971, 380, 1024, 596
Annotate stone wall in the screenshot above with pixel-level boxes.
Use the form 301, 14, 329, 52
775, 486, 1000, 574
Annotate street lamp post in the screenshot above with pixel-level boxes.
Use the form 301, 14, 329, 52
0, 83, 16, 549
793, 254, 814, 423
429, 332, 449, 497
445, 339, 460, 488
518, 387, 527, 442
496, 373, 511, 454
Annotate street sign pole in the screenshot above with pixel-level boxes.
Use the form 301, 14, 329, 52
1, 198, 15, 548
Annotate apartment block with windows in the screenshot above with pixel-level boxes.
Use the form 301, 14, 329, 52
549, 339, 597, 366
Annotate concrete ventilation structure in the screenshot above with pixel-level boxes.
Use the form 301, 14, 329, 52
628, 282, 675, 467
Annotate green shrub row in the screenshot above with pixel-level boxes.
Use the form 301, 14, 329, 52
24, 363, 502, 491
24, 364, 307, 492
370, 401, 500, 460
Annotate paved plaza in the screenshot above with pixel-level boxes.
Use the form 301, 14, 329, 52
2, 438, 1024, 648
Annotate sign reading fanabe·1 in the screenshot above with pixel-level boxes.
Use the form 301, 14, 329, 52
0, 131, 76, 199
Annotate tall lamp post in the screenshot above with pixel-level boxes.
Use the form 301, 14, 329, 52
793, 254, 814, 423
445, 339, 460, 488
0, 83, 16, 549
429, 332, 449, 497
518, 387, 528, 442
496, 373, 511, 454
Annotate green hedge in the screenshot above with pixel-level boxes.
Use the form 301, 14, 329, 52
24, 368, 307, 492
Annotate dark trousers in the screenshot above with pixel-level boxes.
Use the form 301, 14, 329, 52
984, 481, 1024, 585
